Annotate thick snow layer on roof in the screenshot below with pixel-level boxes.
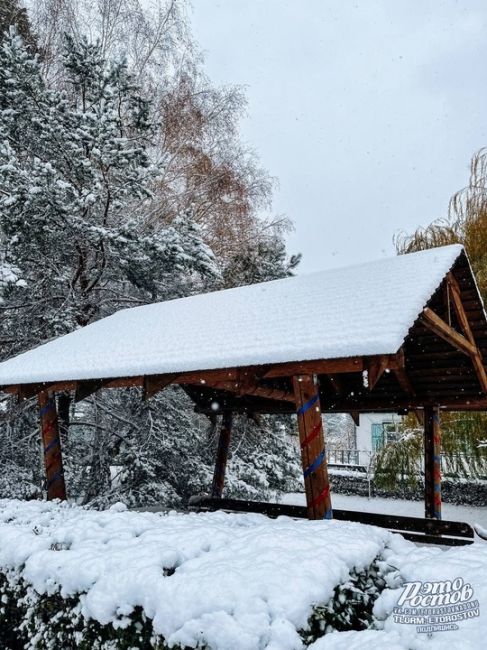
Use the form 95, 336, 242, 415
0, 244, 464, 385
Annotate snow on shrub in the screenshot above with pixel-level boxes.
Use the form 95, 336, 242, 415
0, 499, 407, 649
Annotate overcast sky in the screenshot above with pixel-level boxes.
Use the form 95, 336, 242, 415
190, 1, 487, 272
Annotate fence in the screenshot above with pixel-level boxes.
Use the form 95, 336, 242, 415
326, 446, 487, 479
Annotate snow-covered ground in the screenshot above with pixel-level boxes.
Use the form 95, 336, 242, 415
281, 492, 487, 530
1, 498, 486, 649
0, 498, 399, 649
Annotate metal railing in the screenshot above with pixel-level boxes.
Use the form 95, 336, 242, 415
326, 446, 487, 479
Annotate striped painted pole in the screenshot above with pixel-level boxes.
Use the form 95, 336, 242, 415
424, 406, 441, 520
293, 375, 332, 520
38, 392, 67, 501
211, 411, 233, 498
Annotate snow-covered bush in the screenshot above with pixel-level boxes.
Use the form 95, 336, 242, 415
0, 499, 402, 650
301, 559, 387, 642
0, 463, 40, 501
0, 560, 391, 649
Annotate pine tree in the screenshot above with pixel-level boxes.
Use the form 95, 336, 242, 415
223, 236, 301, 288
0, 0, 37, 50
0, 30, 219, 353
0, 30, 220, 502
0, 26, 302, 507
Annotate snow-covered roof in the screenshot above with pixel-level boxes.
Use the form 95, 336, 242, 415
0, 244, 465, 386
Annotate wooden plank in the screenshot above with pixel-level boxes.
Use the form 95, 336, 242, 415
74, 376, 144, 401
414, 409, 424, 426
421, 307, 476, 356
264, 357, 364, 379
448, 273, 475, 336
350, 411, 360, 426
424, 406, 442, 520
183, 378, 295, 403
104, 376, 144, 389
293, 374, 332, 520
18, 382, 53, 400
75, 379, 107, 402
236, 383, 295, 402
178, 369, 238, 384
447, 272, 487, 394
5, 377, 140, 399
38, 392, 67, 501
211, 412, 233, 498
393, 367, 415, 395
16, 381, 76, 400
327, 374, 344, 396
391, 348, 414, 395
400, 532, 472, 546
189, 497, 474, 543
0, 347, 457, 401
367, 355, 390, 390
144, 374, 179, 400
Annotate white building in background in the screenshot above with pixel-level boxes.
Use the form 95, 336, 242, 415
354, 413, 402, 466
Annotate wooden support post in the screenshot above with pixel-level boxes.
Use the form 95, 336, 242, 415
38, 392, 67, 501
293, 374, 332, 520
211, 411, 233, 498
423, 406, 441, 520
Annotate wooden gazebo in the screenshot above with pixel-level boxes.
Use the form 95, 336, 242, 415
0, 244, 486, 544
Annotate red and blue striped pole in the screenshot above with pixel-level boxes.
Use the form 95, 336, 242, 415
424, 406, 441, 520
293, 375, 332, 520
38, 391, 67, 501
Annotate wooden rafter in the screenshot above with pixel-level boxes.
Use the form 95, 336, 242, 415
75, 379, 108, 402
350, 411, 360, 426
18, 382, 58, 401
392, 348, 415, 396
446, 272, 487, 394
421, 307, 476, 356
421, 298, 487, 395
144, 374, 179, 400
185, 379, 295, 403
0, 352, 423, 398
366, 355, 390, 390
263, 357, 364, 379
327, 374, 344, 396
3, 336, 487, 408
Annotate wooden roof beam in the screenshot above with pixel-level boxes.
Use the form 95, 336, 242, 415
446, 272, 487, 394
420, 307, 477, 357
12, 381, 77, 401
366, 355, 390, 390
392, 348, 415, 397
144, 374, 179, 400
263, 357, 364, 379
350, 411, 360, 426
75, 379, 108, 402
184, 378, 295, 403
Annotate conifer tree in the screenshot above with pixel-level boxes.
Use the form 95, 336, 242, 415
0, 25, 302, 506
0, 30, 218, 353
0, 0, 36, 49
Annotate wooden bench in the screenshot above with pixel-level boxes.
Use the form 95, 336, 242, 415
189, 496, 475, 546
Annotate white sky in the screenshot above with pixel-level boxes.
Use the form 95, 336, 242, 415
190, 0, 487, 272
